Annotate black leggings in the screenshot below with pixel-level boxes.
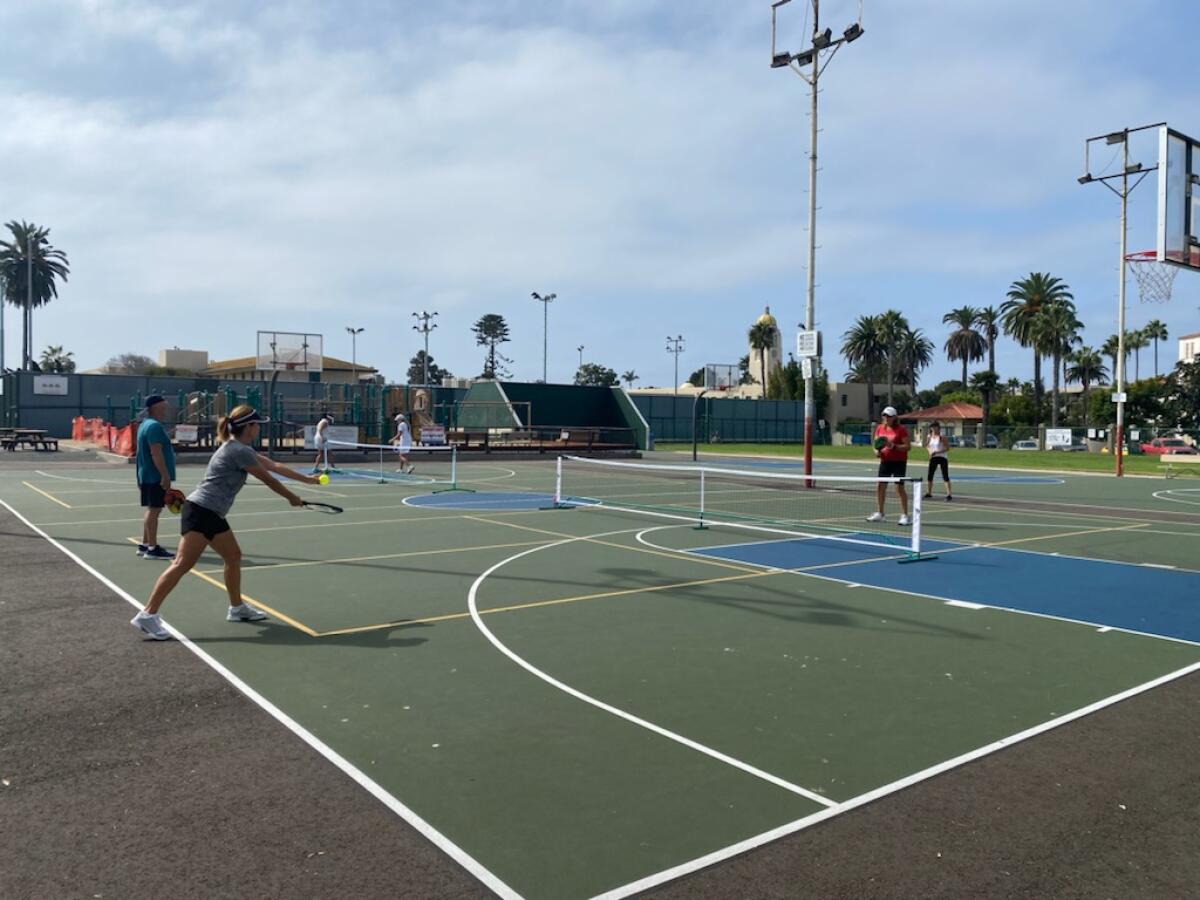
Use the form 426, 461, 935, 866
927, 456, 949, 483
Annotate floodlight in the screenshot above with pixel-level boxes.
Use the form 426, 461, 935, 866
771, 51, 792, 68
843, 23, 864, 42
813, 28, 833, 49
794, 48, 815, 66
1105, 131, 1126, 145
1077, 174, 1093, 184
1125, 162, 1143, 173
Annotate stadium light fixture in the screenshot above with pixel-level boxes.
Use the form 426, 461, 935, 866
843, 23, 863, 42
813, 28, 833, 50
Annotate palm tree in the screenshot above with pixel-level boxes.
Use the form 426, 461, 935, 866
1101, 333, 1125, 381
1125, 328, 1150, 381
974, 306, 1002, 375
1005, 377, 1022, 396
1002, 273, 1074, 425
748, 319, 778, 396
841, 315, 885, 420
39, 345, 75, 374
969, 370, 1000, 446
1065, 347, 1108, 431
1033, 300, 1082, 427
1143, 320, 1169, 378
875, 309, 909, 407
0, 221, 71, 370
897, 327, 934, 399
621, 370, 638, 389
942, 305, 985, 388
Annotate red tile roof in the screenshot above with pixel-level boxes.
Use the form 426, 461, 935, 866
905, 402, 983, 420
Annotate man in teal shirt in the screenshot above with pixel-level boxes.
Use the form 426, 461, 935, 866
136, 395, 176, 560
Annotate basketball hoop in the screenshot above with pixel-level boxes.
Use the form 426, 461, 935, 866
1126, 250, 1178, 303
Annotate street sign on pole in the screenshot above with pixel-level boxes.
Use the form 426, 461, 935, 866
1111, 392, 1128, 403
800, 357, 814, 379
796, 330, 821, 358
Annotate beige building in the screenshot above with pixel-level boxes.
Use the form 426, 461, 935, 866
158, 347, 209, 372
1179, 331, 1200, 364
198, 354, 378, 384
746, 307, 784, 397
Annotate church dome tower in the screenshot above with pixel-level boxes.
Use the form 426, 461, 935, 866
749, 306, 784, 395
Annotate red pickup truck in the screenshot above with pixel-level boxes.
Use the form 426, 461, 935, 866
1140, 437, 1199, 455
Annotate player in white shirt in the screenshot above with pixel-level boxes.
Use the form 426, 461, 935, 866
922, 421, 953, 501
312, 413, 335, 474
392, 413, 414, 474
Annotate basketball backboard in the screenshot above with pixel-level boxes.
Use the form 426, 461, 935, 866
1081, 123, 1200, 273
256, 331, 323, 372
1158, 126, 1200, 269
704, 364, 739, 390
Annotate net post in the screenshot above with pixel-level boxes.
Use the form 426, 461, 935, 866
898, 477, 935, 563
555, 455, 563, 506
378, 443, 385, 484
693, 469, 708, 530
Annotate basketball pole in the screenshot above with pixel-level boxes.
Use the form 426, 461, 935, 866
1115, 137, 1128, 477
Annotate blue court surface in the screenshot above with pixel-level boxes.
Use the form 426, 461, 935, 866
690, 537, 1200, 644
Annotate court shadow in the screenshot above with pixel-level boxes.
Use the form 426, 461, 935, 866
187, 619, 434, 648
592, 564, 985, 641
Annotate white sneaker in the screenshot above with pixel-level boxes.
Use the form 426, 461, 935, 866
130, 611, 170, 640
227, 603, 268, 622
898, 515, 912, 526
866, 512, 885, 523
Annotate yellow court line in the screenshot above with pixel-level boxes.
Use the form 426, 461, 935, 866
462, 514, 763, 574
964, 521, 1150, 551
196, 538, 555, 575
316, 569, 781, 637
314, 542, 905, 638
120, 536, 319, 636
187, 570, 319, 636
22, 481, 72, 509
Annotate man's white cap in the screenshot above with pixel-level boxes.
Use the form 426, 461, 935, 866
395, 413, 406, 421
882, 406, 898, 417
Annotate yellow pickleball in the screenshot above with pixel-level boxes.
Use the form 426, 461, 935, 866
318, 474, 330, 485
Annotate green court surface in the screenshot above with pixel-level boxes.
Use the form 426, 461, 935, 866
4, 453, 1200, 899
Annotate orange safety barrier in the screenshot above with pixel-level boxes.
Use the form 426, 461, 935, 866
112, 425, 134, 457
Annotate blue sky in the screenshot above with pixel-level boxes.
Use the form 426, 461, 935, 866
1, 0, 1198, 386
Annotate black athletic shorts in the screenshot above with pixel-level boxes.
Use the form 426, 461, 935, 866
877, 459, 908, 479
927, 456, 950, 481
139, 482, 166, 508
180, 501, 231, 540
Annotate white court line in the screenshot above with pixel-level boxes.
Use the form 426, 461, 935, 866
0, 498, 520, 900
592, 656, 1200, 900
467, 528, 836, 809
634, 527, 1200, 649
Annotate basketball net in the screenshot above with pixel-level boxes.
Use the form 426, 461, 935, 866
1126, 250, 1177, 303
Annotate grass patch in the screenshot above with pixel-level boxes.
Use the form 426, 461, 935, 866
653, 442, 1197, 476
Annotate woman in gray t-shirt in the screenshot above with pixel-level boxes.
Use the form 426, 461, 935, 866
130, 405, 323, 640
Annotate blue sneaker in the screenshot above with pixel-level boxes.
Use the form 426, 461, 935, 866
136, 543, 148, 558
143, 545, 174, 561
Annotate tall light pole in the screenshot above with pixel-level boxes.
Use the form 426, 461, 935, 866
771, 0, 864, 477
666, 335, 685, 397
531, 292, 556, 383
346, 327, 364, 382
412, 311, 438, 385
577, 345, 585, 369
1079, 124, 1158, 477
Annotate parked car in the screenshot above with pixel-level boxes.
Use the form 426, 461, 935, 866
1052, 440, 1087, 452
949, 435, 976, 448
985, 433, 999, 449
1139, 437, 1199, 455
1012, 439, 1039, 451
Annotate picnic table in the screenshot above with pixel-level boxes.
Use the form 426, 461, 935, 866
0, 428, 60, 452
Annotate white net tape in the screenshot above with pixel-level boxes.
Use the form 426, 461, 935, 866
1127, 254, 1177, 303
